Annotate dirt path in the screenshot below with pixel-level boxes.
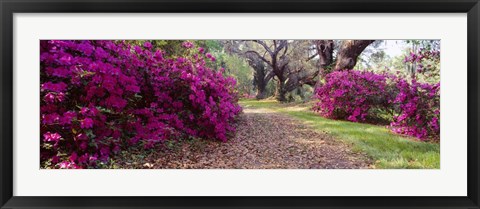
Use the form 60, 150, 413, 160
118, 106, 371, 169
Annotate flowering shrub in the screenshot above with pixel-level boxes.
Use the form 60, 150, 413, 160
40, 40, 241, 168
312, 70, 393, 122
403, 48, 440, 66
404, 48, 441, 83
313, 70, 439, 140
390, 79, 440, 140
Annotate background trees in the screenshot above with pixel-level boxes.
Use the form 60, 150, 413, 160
244, 40, 290, 101
205, 39, 440, 103
242, 40, 319, 101
186, 40, 440, 103
235, 39, 376, 101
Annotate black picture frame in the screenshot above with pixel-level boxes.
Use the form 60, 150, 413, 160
1, 0, 479, 208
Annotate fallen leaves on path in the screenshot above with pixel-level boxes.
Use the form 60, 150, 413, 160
113, 107, 372, 169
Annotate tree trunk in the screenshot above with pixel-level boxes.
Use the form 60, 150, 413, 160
256, 71, 274, 99
314, 40, 335, 86
256, 84, 267, 99
334, 40, 375, 70
315, 40, 334, 74
253, 64, 267, 99
247, 56, 271, 100
275, 79, 287, 102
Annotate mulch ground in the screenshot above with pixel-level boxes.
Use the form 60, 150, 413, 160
113, 107, 372, 169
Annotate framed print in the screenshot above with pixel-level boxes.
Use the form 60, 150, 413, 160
1, 0, 479, 208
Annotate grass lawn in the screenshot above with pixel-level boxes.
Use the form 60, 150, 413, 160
239, 99, 440, 169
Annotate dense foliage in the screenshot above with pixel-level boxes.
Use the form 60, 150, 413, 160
40, 40, 241, 168
313, 70, 439, 140
389, 78, 440, 140
312, 70, 393, 122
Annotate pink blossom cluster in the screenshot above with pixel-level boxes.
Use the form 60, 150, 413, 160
313, 70, 393, 122
404, 49, 441, 73
389, 78, 440, 140
313, 70, 440, 140
40, 40, 241, 168
403, 49, 440, 64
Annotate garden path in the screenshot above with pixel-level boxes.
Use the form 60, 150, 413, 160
129, 105, 372, 169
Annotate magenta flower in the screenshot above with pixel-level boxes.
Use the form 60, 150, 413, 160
51, 156, 60, 164
58, 161, 80, 169
78, 154, 88, 164
41, 82, 67, 93
43, 132, 61, 142
182, 41, 194, 48
60, 111, 76, 125
44, 93, 56, 103
134, 46, 142, 54
69, 152, 78, 162
80, 118, 94, 129
143, 41, 152, 49
80, 107, 89, 115
42, 113, 60, 125
79, 142, 88, 151
48, 67, 70, 78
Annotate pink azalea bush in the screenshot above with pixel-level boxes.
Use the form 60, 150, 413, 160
313, 70, 440, 140
40, 40, 241, 168
389, 78, 440, 140
312, 70, 393, 122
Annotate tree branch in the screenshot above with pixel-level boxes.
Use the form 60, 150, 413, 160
245, 51, 272, 66
252, 40, 273, 56
306, 52, 318, 61
265, 70, 275, 83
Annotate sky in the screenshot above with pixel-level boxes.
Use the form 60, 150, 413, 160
375, 40, 408, 58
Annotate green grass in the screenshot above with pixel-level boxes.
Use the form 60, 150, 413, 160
239, 99, 440, 169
